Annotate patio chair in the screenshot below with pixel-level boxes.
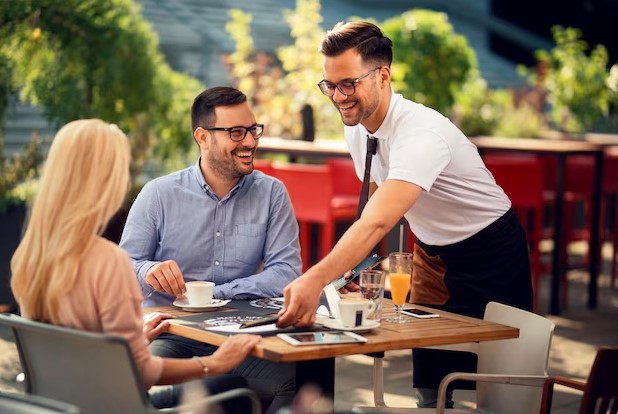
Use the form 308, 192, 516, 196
0, 313, 261, 414
539, 346, 618, 414
354, 301, 555, 414
0, 392, 79, 414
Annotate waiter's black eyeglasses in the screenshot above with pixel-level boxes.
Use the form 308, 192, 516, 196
317, 67, 381, 97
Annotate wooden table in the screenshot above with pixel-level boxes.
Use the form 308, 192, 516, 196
258, 136, 607, 315
146, 301, 518, 398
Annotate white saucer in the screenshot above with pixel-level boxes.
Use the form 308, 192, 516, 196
316, 316, 380, 333
172, 299, 231, 312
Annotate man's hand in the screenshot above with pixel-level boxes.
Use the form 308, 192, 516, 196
277, 274, 323, 328
143, 312, 174, 343
145, 260, 186, 297
338, 270, 360, 294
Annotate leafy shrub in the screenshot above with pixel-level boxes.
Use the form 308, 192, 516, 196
224, 0, 341, 140
0, 135, 43, 213
382, 9, 478, 116
522, 26, 610, 133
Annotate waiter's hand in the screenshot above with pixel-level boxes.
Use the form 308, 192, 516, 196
338, 270, 360, 294
145, 260, 186, 297
277, 274, 323, 328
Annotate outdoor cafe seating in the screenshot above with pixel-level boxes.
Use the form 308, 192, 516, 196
354, 301, 555, 414
0, 313, 261, 414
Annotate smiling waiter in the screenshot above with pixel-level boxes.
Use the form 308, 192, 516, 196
277, 21, 533, 408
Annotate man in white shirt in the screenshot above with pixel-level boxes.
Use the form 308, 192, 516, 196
277, 21, 533, 408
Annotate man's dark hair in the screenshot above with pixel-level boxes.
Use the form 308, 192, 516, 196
191, 86, 247, 132
319, 21, 393, 67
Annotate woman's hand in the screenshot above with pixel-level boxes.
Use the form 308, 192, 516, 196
143, 312, 174, 343
206, 334, 262, 375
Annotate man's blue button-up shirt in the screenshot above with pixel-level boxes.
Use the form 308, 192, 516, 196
120, 161, 302, 307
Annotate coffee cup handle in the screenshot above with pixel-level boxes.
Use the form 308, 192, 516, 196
367, 301, 376, 313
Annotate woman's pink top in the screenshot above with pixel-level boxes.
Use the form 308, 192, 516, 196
54, 237, 163, 388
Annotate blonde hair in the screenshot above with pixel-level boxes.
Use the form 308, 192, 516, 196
11, 119, 131, 323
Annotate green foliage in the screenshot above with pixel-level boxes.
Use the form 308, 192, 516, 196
382, 9, 478, 116
605, 63, 618, 131
454, 78, 508, 136
0, 52, 9, 128
0, 0, 203, 198
0, 134, 43, 213
493, 101, 545, 138
525, 26, 610, 133
1, 0, 157, 124
454, 78, 545, 138
224, 0, 341, 140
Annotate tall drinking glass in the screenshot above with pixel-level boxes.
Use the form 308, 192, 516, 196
360, 269, 386, 322
385, 252, 413, 323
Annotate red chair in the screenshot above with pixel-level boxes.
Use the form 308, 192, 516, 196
326, 157, 389, 256
325, 158, 361, 211
252, 158, 274, 176
539, 346, 618, 414
271, 162, 357, 271
483, 154, 547, 311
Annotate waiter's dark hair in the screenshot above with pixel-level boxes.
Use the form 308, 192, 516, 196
319, 21, 393, 67
191, 86, 247, 132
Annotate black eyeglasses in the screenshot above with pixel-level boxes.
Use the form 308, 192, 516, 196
317, 67, 381, 97
204, 124, 264, 142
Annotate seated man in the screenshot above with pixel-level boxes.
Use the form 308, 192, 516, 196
120, 86, 302, 414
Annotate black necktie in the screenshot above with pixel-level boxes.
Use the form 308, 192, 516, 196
356, 135, 378, 220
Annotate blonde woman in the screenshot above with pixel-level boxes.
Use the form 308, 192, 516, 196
11, 119, 261, 411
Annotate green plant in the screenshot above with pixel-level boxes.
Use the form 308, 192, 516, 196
224, 0, 344, 140
382, 9, 478, 116
0, 0, 203, 183
523, 26, 610, 133
606, 63, 618, 131
453, 78, 506, 136
0, 134, 43, 213
454, 77, 545, 138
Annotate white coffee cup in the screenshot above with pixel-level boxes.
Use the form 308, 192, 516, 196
185, 281, 214, 306
338, 298, 376, 328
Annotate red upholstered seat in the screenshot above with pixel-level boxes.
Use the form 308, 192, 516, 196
272, 162, 357, 271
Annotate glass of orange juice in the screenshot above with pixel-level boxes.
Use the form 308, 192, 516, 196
385, 252, 413, 323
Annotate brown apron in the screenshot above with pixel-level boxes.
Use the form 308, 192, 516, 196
410, 207, 533, 389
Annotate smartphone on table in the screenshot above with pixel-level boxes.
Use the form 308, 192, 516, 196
401, 308, 440, 319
